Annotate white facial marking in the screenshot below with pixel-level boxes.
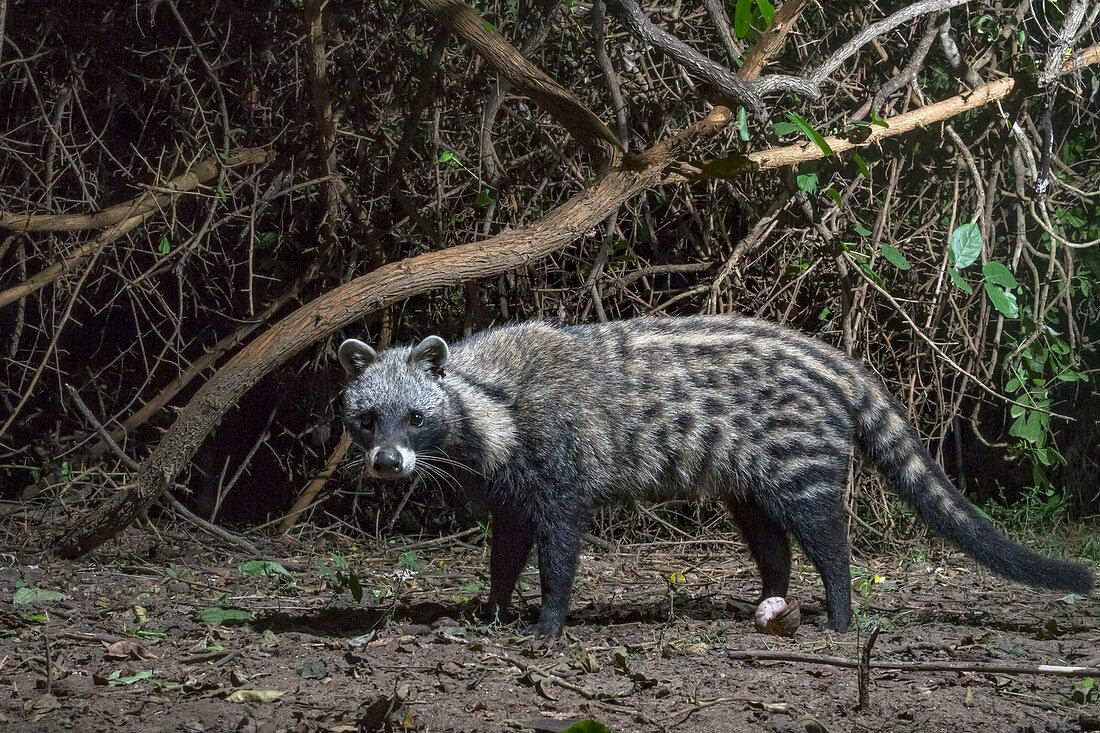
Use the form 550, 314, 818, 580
396, 445, 416, 475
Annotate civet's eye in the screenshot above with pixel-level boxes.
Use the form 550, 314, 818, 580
409, 410, 425, 427
357, 412, 375, 431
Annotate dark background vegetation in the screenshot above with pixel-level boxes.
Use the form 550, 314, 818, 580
0, 0, 1098, 550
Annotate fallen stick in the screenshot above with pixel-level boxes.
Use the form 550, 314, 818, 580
728, 649, 1098, 677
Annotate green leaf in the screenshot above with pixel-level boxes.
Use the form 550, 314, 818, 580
734, 0, 752, 38
737, 107, 749, 141
257, 231, 279, 249
852, 223, 872, 237
13, 587, 67, 605
438, 150, 454, 164
199, 607, 254, 626
158, 236, 171, 255
474, 188, 492, 207
824, 187, 842, 208
853, 153, 870, 179
773, 122, 799, 136
948, 268, 973, 294
1009, 411, 1045, 444
880, 244, 911, 270
238, 560, 292, 579
870, 107, 890, 128
796, 172, 818, 194
398, 551, 422, 572
755, 0, 775, 25
107, 670, 157, 686
481, 20, 496, 32
785, 112, 833, 155
982, 261, 1018, 289
1071, 677, 1095, 704
857, 260, 885, 287
984, 281, 1019, 317
1005, 376, 1021, 392
948, 222, 982, 268
216, 186, 227, 202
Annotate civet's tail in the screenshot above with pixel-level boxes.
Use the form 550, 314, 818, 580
855, 381, 1092, 594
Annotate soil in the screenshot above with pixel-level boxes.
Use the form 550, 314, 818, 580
1, 528, 1097, 733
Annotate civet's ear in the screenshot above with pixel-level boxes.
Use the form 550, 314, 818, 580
408, 335, 449, 378
338, 339, 377, 376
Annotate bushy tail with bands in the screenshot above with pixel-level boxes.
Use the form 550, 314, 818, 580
855, 381, 1093, 595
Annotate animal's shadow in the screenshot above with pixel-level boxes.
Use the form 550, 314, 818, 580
253, 595, 826, 638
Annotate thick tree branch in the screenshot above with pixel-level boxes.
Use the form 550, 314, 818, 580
1034, 0, 1090, 196
56, 34, 1100, 556
755, 0, 973, 96
605, 0, 767, 118
302, 0, 341, 241
54, 0, 809, 560
738, 0, 808, 81
608, 0, 973, 116
673, 42, 1100, 182
700, 0, 743, 64
54, 108, 732, 559
1038, 0, 1090, 87
417, 0, 623, 160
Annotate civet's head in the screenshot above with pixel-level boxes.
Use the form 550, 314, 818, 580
339, 336, 450, 479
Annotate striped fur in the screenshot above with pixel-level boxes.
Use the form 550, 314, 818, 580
339, 315, 1093, 637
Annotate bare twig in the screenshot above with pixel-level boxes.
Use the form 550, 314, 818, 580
729, 649, 1098, 677
165, 0, 231, 166
867, 16, 940, 115
857, 625, 881, 710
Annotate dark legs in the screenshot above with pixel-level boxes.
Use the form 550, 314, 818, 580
488, 500, 590, 639
488, 507, 534, 617
727, 498, 791, 600
788, 506, 853, 632
528, 508, 588, 638
728, 489, 854, 632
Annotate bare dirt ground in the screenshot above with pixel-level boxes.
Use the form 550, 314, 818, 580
1, 527, 1097, 733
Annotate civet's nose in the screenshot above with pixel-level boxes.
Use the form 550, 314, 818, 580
372, 448, 403, 478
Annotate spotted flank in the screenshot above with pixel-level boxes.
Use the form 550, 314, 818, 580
339, 315, 1093, 638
